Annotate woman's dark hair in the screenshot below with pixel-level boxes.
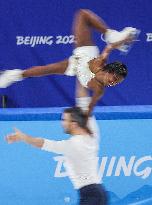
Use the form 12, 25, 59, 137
64, 107, 92, 135
103, 61, 128, 78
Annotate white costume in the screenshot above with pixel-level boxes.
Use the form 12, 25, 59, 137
0, 26, 139, 88
65, 46, 100, 88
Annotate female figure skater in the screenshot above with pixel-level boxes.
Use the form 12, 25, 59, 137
0, 9, 138, 114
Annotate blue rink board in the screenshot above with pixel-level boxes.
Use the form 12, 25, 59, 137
1, 105, 152, 121
0, 106, 152, 205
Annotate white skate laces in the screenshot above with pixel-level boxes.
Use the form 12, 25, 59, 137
0, 69, 23, 88
102, 27, 140, 53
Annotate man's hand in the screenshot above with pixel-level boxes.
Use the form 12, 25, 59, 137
6, 128, 44, 148
5, 128, 26, 144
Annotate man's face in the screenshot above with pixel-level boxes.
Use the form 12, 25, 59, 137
104, 72, 124, 87
61, 112, 73, 134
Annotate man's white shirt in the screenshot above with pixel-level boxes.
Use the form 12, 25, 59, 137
41, 97, 101, 189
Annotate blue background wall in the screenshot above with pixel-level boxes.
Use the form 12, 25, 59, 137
0, 0, 152, 107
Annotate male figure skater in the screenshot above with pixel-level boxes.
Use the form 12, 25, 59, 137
6, 80, 108, 205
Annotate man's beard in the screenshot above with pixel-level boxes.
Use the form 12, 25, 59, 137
64, 127, 71, 134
